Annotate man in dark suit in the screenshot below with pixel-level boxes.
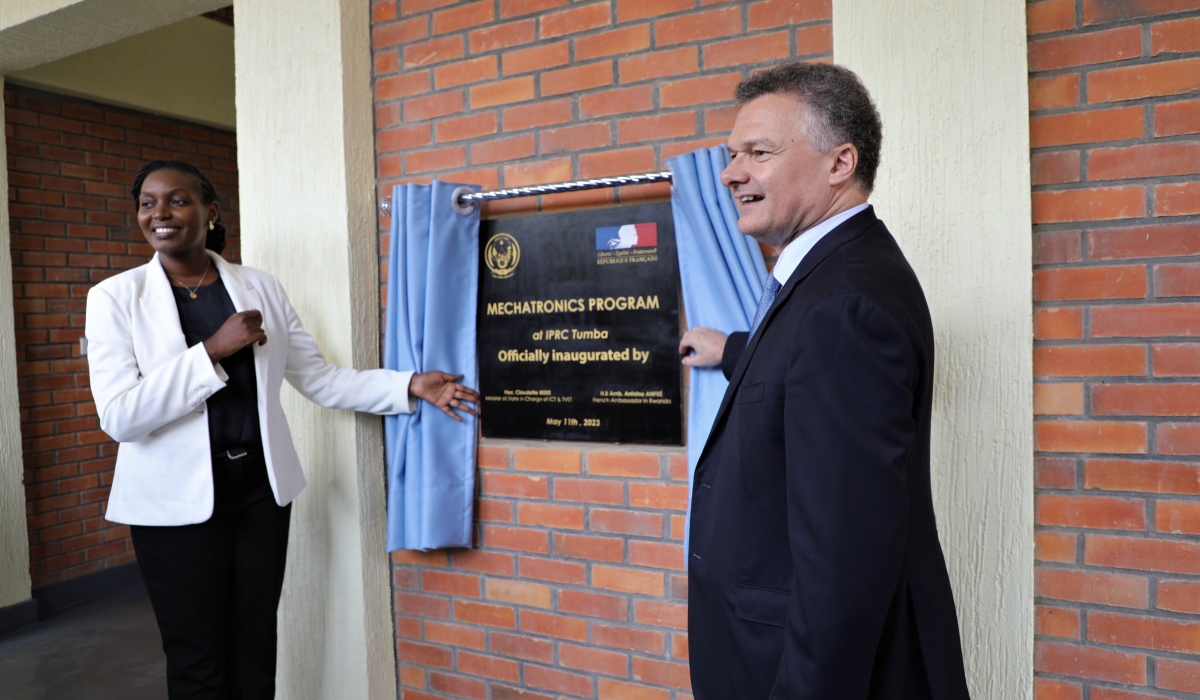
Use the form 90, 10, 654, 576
680, 62, 972, 699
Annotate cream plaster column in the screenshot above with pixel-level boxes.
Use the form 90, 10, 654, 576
833, 2, 1035, 698
233, 0, 395, 698
0, 76, 35, 611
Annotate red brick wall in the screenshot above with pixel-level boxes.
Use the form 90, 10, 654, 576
371, 1, 831, 697
4, 84, 240, 589
1029, 0, 1200, 697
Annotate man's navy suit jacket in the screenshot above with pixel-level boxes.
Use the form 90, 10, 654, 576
688, 207, 971, 700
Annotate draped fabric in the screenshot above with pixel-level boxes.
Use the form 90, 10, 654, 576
668, 147, 767, 558
385, 182, 480, 551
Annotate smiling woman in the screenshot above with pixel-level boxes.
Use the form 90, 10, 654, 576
82, 161, 480, 700
135, 162, 226, 282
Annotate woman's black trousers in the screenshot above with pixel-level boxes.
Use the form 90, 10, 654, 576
130, 450, 290, 700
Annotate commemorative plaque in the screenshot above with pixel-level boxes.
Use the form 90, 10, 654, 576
478, 202, 682, 444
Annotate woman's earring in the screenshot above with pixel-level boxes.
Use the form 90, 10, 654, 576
209, 221, 215, 231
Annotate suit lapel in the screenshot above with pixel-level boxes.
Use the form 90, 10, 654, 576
211, 252, 263, 314
210, 252, 270, 382
695, 207, 880, 471
139, 253, 189, 357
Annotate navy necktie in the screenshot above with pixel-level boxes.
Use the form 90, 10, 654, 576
748, 274, 782, 339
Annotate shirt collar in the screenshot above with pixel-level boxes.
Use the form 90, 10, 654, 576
771, 202, 870, 285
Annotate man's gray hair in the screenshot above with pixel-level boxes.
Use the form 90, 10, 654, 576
736, 62, 883, 193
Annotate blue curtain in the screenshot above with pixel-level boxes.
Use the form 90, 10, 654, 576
384, 181, 480, 551
668, 147, 767, 558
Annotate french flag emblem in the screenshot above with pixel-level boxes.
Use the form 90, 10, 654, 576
595, 223, 658, 250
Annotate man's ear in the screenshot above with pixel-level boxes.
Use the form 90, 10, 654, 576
828, 143, 859, 187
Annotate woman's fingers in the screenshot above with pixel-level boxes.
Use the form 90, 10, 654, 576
243, 310, 267, 345
454, 384, 481, 404
205, 311, 268, 362
236, 313, 267, 348
435, 382, 469, 421
438, 403, 464, 422
446, 384, 480, 416
411, 371, 481, 419
448, 396, 478, 417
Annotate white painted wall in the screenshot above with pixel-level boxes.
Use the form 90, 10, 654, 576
9, 16, 235, 129
234, 0, 396, 697
0, 0, 228, 74
833, 2, 1034, 698
0, 77, 34, 610
0, 0, 83, 31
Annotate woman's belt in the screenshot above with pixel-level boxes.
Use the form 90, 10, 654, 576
212, 445, 263, 462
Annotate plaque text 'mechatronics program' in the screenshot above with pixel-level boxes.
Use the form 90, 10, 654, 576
477, 202, 682, 444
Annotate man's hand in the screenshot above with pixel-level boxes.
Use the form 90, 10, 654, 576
409, 372, 480, 422
679, 327, 729, 367
204, 310, 267, 363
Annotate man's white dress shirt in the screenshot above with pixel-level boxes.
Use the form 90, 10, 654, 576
771, 202, 870, 286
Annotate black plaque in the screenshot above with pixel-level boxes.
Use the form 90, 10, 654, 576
478, 202, 682, 444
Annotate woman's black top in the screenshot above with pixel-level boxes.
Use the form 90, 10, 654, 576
171, 276, 263, 455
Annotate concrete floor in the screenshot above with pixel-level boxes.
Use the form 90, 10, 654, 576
0, 583, 166, 700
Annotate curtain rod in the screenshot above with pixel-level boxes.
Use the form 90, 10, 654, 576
379, 170, 673, 217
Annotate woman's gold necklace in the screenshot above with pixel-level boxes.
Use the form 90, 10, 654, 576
168, 257, 211, 299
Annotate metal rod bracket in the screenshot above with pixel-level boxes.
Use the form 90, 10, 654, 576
451, 171, 673, 216
376, 170, 676, 218
451, 186, 478, 216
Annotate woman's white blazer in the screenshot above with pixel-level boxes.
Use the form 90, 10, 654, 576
85, 250, 414, 526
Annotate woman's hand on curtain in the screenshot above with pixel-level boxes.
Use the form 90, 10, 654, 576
409, 371, 480, 421
679, 327, 729, 367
